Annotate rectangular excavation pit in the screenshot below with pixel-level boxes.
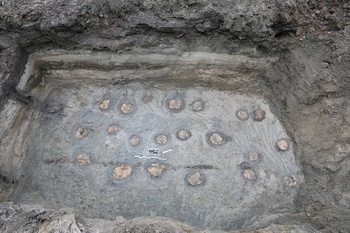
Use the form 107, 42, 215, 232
0, 50, 303, 231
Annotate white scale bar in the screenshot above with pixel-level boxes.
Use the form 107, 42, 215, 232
134, 155, 167, 161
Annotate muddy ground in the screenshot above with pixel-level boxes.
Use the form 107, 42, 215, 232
0, 0, 350, 232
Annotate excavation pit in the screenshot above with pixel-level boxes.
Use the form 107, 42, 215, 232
0, 50, 304, 231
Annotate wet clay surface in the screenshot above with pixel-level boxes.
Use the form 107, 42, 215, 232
12, 75, 302, 229
1, 0, 350, 232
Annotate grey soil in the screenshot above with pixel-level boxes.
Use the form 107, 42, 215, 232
0, 0, 350, 232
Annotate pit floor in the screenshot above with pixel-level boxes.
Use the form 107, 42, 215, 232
11, 78, 303, 230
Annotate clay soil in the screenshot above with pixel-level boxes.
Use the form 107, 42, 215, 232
1, 0, 350, 232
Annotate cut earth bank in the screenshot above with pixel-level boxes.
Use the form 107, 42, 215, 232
0, 0, 350, 232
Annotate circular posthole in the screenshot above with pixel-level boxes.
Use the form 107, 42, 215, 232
187, 172, 204, 186
129, 135, 141, 146
113, 165, 133, 180
277, 139, 289, 151
75, 128, 89, 139
243, 169, 256, 180
248, 152, 261, 162
147, 163, 166, 177
99, 99, 110, 110
155, 134, 168, 145
207, 131, 227, 147
236, 109, 249, 121
76, 154, 91, 166
253, 109, 266, 121
107, 124, 119, 134
284, 175, 297, 187
166, 97, 184, 113
176, 129, 192, 141
192, 99, 205, 112
120, 102, 135, 114
142, 95, 153, 103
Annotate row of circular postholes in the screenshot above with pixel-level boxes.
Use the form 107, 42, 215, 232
74, 159, 205, 185
99, 97, 204, 114
75, 126, 289, 151
76, 127, 192, 144
74, 158, 297, 187
99, 97, 266, 121
112, 164, 207, 186
112, 164, 297, 187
